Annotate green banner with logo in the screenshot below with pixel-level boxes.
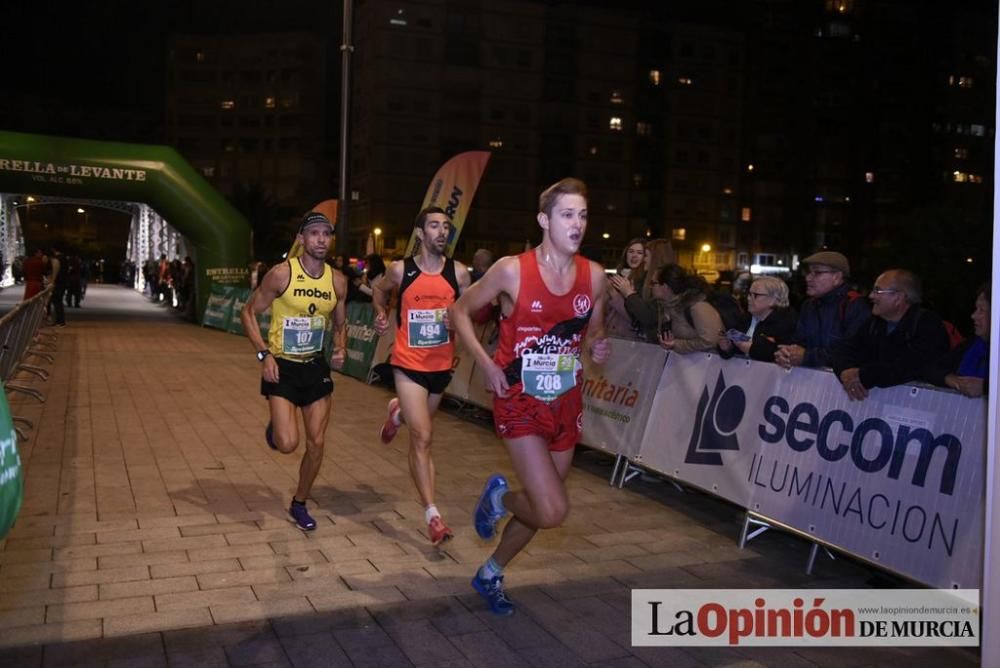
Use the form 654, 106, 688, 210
340, 302, 379, 380
226, 289, 250, 336
0, 386, 24, 539
0, 131, 252, 317
202, 283, 235, 330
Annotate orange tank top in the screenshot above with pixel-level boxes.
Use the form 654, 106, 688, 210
390, 257, 461, 372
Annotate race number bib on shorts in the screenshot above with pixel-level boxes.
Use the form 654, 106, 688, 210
281, 316, 326, 355
407, 309, 448, 348
521, 353, 576, 401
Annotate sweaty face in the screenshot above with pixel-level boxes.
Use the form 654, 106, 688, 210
972, 293, 990, 340
419, 214, 451, 255
626, 243, 644, 270
804, 264, 842, 298
299, 225, 332, 260
541, 194, 588, 253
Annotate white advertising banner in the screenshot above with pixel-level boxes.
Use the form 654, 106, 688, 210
580, 338, 667, 457
639, 353, 986, 589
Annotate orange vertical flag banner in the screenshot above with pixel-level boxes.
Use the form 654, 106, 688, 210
404, 151, 491, 257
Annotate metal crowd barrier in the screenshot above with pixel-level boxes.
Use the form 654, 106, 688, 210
0, 287, 57, 441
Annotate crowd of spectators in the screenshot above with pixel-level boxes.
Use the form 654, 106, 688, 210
602, 241, 990, 399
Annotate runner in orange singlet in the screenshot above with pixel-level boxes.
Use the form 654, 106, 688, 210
373, 206, 471, 545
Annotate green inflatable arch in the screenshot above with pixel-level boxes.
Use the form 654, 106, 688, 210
0, 131, 251, 314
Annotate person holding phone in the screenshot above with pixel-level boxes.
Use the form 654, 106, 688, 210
608, 238, 675, 343
604, 237, 647, 338
718, 276, 797, 362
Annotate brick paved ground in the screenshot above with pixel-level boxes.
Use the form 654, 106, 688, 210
0, 285, 980, 666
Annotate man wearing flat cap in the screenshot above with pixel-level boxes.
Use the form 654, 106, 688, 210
775, 250, 871, 370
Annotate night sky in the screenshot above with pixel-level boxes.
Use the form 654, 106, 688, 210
8, 0, 995, 143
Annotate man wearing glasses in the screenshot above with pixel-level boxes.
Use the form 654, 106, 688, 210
775, 251, 870, 369
832, 269, 949, 400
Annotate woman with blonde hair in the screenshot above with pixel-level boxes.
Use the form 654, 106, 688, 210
718, 275, 796, 361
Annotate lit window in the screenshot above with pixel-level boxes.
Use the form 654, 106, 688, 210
864, 171, 875, 183
202, 166, 215, 177
948, 75, 955, 86
265, 97, 276, 109
390, 7, 407, 25
677, 77, 693, 86
741, 207, 752, 222
959, 76, 974, 88
609, 117, 623, 131
196, 51, 206, 63
969, 174, 983, 184
746, 163, 754, 172
672, 228, 686, 241
953, 171, 967, 183
649, 70, 662, 86
589, 145, 598, 156
636, 121, 652, 136
220, 99, 235, 110
488, 138, 503, 149
722, 186, 734, 195
610, 90, 623, 104
955, 147, 968, 159
971, 124, 985, 136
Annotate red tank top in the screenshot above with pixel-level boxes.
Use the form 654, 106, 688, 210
391, 257, 460, 372
494, 250, 594, 393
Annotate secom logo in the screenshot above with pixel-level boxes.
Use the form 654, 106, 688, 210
684, 371, 746, 466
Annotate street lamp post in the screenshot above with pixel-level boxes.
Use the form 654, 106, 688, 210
373, 227, 382, 255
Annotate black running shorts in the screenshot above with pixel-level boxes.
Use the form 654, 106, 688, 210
393, 366, 454, 395
261, 356, 333, 407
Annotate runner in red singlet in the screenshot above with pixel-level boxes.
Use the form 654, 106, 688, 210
372, 206, 471, 545
450, 178, 611, 615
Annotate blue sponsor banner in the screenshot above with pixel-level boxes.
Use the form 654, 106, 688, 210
638, 353, 986, 590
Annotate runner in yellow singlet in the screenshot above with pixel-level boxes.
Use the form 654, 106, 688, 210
241, 212, 347, 530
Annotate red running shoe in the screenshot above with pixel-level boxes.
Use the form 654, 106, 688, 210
428, 516, 454, 545
379, 398, 401, 444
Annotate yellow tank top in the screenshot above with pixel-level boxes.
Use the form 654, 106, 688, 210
268, 258, 338, 361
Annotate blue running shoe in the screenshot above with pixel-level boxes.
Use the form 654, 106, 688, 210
265, 421, 277, 451
289, 500, 317, 531
473, 474, 508, 540
471, 573, 515, 616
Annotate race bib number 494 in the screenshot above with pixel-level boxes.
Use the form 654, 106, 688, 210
407, 309, 448, 348
521, 353, 576, 401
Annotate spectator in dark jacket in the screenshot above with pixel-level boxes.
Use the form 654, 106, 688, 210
834, 269, 950, 401
719, 276, 797, 362
776, 250, 870, 369
924, 282, 989, 397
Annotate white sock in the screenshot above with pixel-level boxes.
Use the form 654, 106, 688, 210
478, 557, 502, 580
424, 504, 440, 524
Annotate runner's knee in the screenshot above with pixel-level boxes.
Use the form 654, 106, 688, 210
275, 433, 298, 453
409, 426, 433, 452
534, 495, 569, 529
